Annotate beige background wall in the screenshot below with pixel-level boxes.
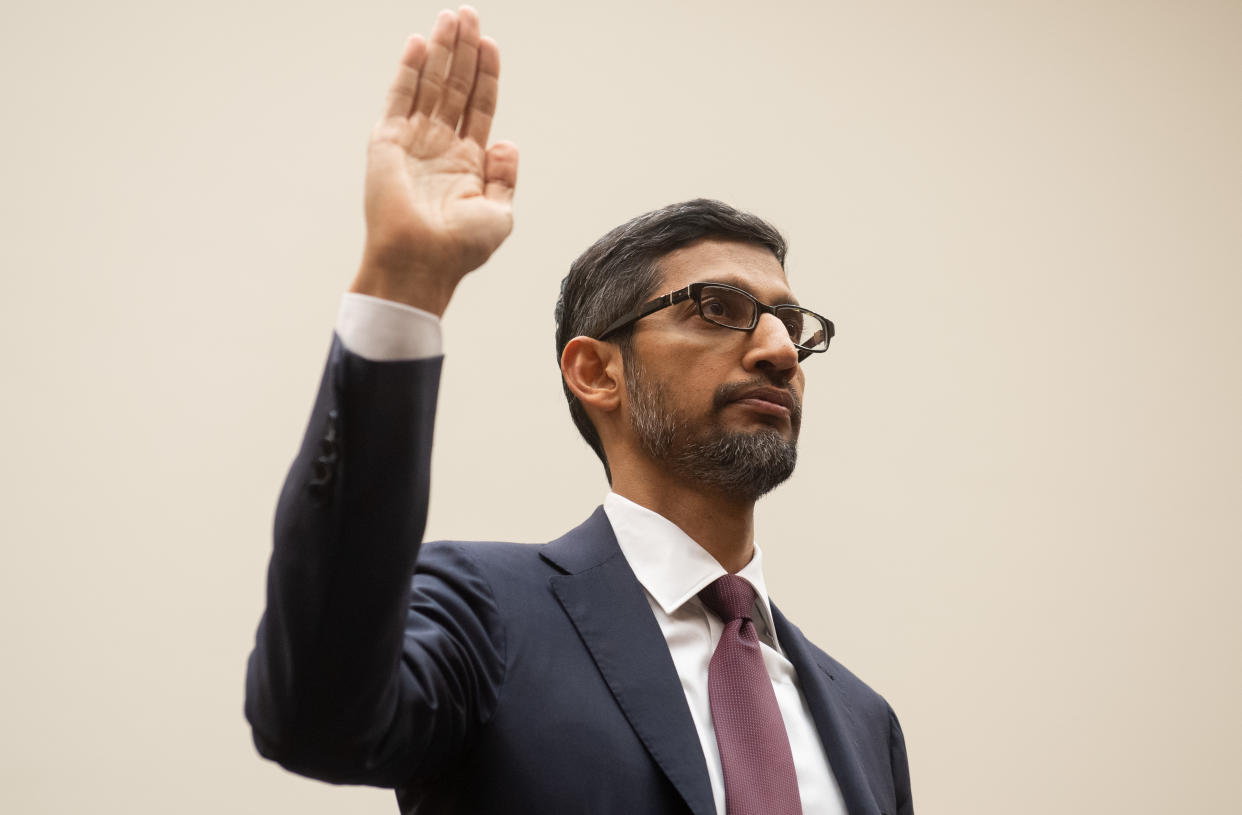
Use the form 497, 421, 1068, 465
2, 0, 1239, 812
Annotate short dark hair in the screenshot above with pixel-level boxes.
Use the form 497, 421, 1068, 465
554, 198, 787, 480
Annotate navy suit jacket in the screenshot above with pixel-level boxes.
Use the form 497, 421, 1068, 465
246, 338, 913, 814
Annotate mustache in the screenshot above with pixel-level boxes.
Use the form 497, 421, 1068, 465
712, 377, 802, 421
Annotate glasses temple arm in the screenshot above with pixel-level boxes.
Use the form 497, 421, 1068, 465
596, 288, 691, 340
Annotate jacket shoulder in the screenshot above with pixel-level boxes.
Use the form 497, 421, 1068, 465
414, 539, 557, 600
419, 539, 549, 572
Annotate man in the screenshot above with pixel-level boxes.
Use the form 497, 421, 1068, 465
245, 7, 913, 815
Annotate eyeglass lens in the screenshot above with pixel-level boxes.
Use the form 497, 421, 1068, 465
697, 285, 828, 350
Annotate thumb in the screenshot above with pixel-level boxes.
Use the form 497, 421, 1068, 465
483, 141, 519, 204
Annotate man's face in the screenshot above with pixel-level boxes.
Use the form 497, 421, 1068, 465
622, 239, 807, 500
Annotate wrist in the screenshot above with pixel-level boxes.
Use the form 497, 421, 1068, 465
350, 256, 458, 317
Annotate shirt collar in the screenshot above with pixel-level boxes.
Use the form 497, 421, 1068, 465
602, 492, 779, 642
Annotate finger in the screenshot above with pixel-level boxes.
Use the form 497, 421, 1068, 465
483, 141, 519, 203
432, 6, 481, 128
412, 10, 459, 119
382, 35, 428, 119
460, 35, 499, 145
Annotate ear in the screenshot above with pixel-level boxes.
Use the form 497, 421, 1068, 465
561, 336, 624, 414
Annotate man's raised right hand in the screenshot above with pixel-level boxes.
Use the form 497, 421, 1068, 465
351, 6, 518, 316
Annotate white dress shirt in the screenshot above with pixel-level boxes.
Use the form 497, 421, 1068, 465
335, 293, 846, 814
336, 293, 443, 360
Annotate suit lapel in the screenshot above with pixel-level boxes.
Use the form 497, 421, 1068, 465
771, 604, 881, 815
542, 508, 716, 815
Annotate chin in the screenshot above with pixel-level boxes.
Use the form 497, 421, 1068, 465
677, 428, 798, 501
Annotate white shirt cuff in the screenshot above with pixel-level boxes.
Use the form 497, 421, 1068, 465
336, 292, 443, 361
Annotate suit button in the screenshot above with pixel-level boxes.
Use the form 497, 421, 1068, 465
312, 459, 332, 484
308, 409, 340, 500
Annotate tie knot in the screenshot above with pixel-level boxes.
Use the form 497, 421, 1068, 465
698, 574, 757, 623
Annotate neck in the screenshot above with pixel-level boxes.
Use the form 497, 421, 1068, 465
610, 460, 756, 574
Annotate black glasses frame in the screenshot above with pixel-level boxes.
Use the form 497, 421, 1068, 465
595, 282, 834, 362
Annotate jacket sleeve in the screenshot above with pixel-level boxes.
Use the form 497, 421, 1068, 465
244, 336, 505, 787
888, 704, 914, 815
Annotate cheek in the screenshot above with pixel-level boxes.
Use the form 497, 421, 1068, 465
655, 363, 715, 413
691, 365, 737, 413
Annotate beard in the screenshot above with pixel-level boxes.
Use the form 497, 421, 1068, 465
625, 357, 801, 502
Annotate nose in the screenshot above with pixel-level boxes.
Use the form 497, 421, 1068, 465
742, 312, 800, 381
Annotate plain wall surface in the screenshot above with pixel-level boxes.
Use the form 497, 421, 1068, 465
2, 1, 1239, 812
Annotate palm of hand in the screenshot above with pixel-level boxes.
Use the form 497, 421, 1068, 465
366, 116, 511, 278
354, 10, 518, 313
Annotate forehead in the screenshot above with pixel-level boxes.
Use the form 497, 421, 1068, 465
654, 238, 793, 302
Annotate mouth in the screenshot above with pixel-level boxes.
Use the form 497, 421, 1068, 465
726, 386, 797, 419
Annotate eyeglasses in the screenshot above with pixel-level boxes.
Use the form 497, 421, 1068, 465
596, 282, 834, 362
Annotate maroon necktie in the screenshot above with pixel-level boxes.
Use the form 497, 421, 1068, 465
699, 574, 803, 815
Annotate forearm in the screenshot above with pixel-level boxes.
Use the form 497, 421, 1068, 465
246, 338, 442, 777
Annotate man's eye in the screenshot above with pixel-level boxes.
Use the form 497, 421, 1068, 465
699, 290, 752, 326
